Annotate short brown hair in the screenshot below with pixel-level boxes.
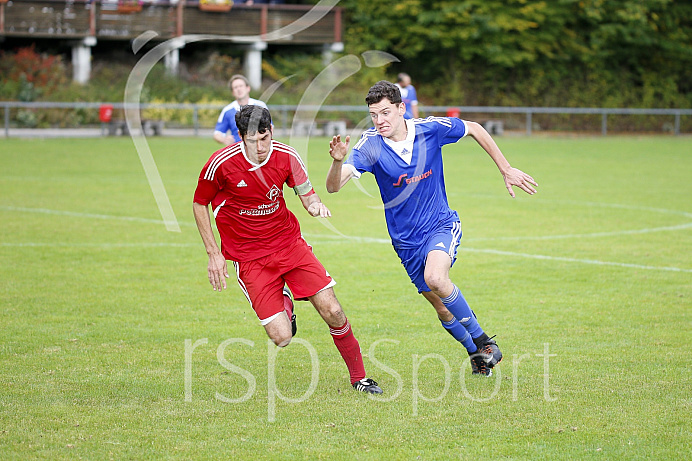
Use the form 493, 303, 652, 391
228, 74, 250, 89
365, 80, 402, 106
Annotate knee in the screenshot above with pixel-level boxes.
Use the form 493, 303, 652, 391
324, 304, 345, 324
424, 272, 448, 294
270, 333, 292, 348
318, 302, 345, 325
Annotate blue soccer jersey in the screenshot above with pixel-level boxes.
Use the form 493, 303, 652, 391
397, 84, 418, 119
214, 98, 268, 142
346, 117, 468, 249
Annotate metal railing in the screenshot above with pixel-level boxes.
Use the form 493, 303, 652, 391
2, 101, 691, 137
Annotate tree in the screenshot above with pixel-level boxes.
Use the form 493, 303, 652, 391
341, 0, 692, 107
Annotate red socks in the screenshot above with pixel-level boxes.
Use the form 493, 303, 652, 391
329, 319, 366, 385
282, 292, 293, 319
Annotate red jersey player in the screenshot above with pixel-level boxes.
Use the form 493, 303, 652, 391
193, 105, 382, 394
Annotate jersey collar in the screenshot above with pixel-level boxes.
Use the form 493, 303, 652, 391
383, 119, 416, 164
240, 140, 275, 171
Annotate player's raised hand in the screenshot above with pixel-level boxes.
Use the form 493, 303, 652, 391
207, 252, 229, 291
503, 167, 538, 197
329, 135, 350, 162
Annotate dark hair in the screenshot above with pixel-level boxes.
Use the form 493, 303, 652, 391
397, 73, 410, 83
235, 105, 272, 137
365, 80, 402, 106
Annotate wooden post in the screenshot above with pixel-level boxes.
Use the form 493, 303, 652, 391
89, 0, 96, 36
176, 0, 184, 37
334, 7, 341, 43
260, 5, 268, 39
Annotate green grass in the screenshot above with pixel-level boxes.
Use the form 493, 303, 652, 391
0, 135, 690, 459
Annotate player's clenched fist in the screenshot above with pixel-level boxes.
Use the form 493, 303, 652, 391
308, 201, 332, 218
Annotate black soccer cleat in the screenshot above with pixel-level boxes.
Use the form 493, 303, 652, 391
476, 335, 503, 368
352, 378, 383, 395
469, 334, 503, 376
469, 352, 492, 376
282, 286, 297, 337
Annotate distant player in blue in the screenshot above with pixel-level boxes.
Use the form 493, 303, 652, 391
396, 73, 419, 119
213, 74, 268, 145
326, 81, 537, 375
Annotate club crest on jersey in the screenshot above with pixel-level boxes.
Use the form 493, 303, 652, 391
266, 184, 282, 201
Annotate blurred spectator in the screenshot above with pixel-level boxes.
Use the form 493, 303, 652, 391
213, 74, 268, 145
396, 73, 419, 119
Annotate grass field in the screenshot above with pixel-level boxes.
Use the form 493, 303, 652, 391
1, 134, 690, 459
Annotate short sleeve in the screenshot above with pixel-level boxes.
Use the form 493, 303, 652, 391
285, 148, 309, 190
436, 117, 468, 147
193, 160, 221, 205
214, 112, 229, 135
346, 130, 378, 176
409, 86, 418, 104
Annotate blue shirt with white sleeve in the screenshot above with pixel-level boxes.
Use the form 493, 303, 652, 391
214, 98, 268, 142
346, 117, 468, 250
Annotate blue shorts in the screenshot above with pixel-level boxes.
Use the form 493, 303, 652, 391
396, 220, 462, 293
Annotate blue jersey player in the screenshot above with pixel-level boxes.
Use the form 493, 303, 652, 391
326, 81, 537, 376
213, 74, 268, 146
396, 73, 419, 119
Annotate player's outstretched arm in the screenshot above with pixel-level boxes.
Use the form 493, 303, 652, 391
326, 135, 354, 193
465, 121, 538, 198
192, 202, 229, 291
299, 192, 332, 218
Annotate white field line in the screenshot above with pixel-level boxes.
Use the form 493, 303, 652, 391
0, 206, 196, 227
464, 222, 692, 241
537, 199, 692, 219
2, 206, 690, 273
2, 206, 690, 240
301, 234, 692, 273
450, 194, 692, 219
1, 242, 198, 248
2, 236, 689, 273
459, 248, 692, 273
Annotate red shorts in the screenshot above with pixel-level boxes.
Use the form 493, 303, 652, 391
231, 237, 335, 324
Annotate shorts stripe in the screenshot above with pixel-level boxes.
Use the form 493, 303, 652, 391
260, 311, 282, 326
232, 261, 252, 306
449, 221, 462, 260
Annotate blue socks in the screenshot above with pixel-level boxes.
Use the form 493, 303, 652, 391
440, 285, 485, 352
441, 317, 477, 353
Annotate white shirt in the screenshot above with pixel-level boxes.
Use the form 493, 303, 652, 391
383, 119, 416, 165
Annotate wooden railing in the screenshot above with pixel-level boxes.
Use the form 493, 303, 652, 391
0, 1, 342, 44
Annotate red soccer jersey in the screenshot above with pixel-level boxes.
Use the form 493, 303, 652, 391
193, 140, 310, 262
